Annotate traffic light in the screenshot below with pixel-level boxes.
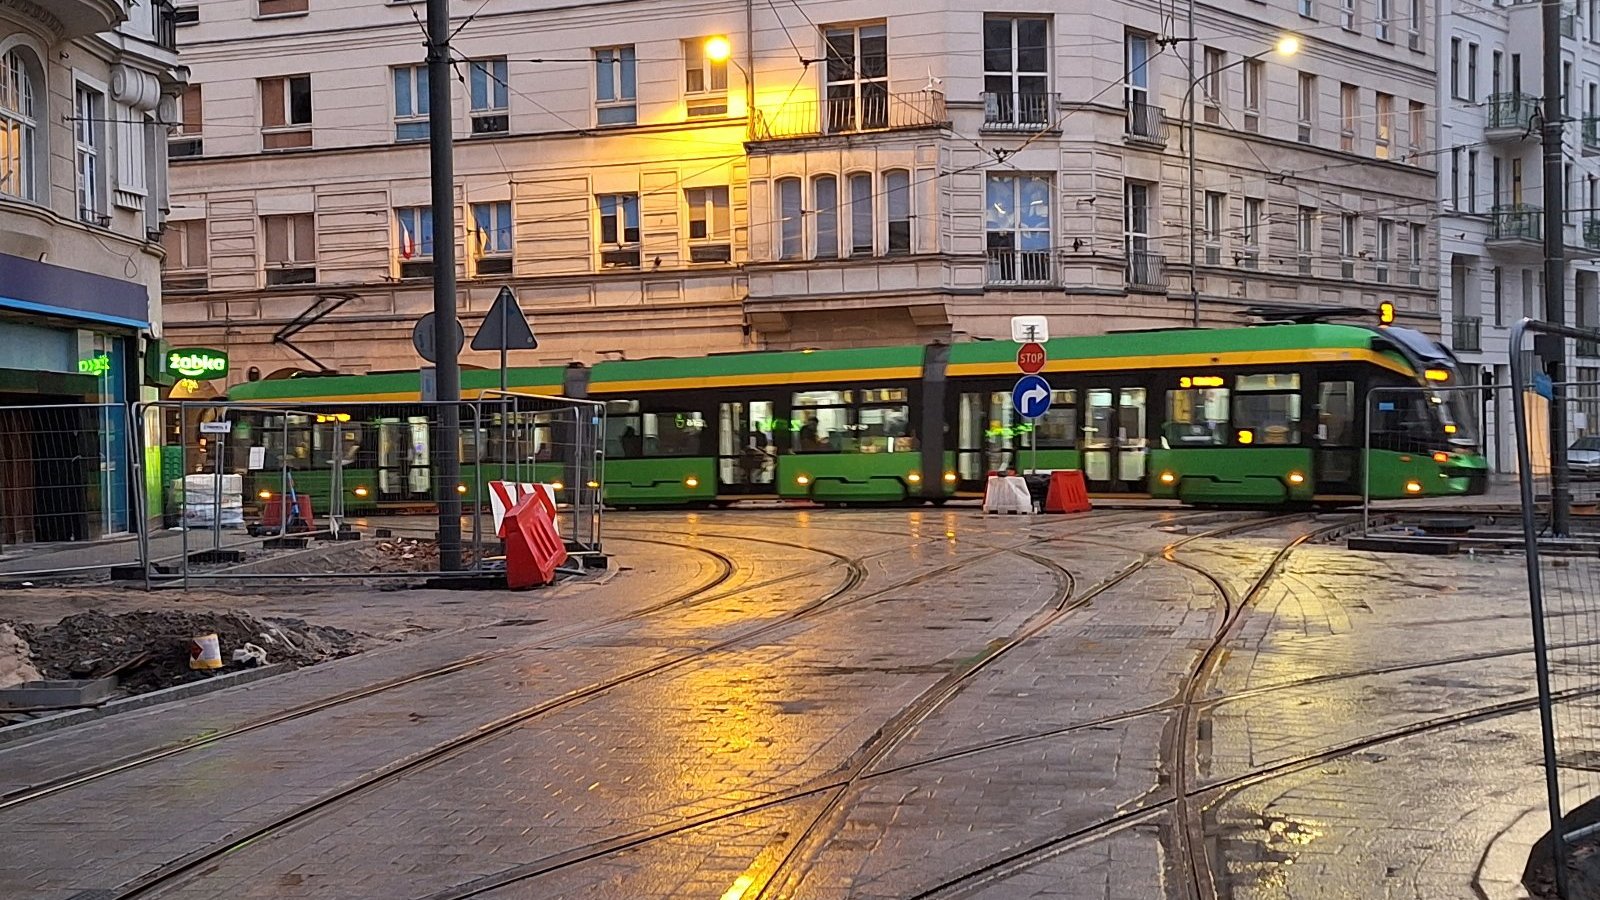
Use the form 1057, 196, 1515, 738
1378, 300, 1396, 326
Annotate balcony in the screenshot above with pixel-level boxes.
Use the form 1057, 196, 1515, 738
1586, 219, 1600, 251
981, 92, 1056, 132
986, 248, 1056, 287
1125, 100, 1169, 147
1451, 316, 1482, 352
1584, 117, 1600, 157
1579, 338, 1600, 358
55, 0, 124, 39
750, 90, 947, 142
1485, 93, 1539, 142
1488, 204, 1543, 247
1126, 250, 1167, 291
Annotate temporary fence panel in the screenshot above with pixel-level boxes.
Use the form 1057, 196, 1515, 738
478, 391, 604, 555
1360, 383, 1496, 535
1510, 318, 1600, 900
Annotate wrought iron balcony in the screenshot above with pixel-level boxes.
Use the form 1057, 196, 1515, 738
981, 92, 1055, 132
1586, 219, 1600, 251
1126, 249, 1167, 291
1585, 117, 1600, 157
1125, 100, 1169, 146
1485, 93, 1539, 139
985, 248, 1056, 287
750, 90, 948, 141
1451, 315, 1482, 352
1489, 204, 1543, 244
1579, 338, 1600, 358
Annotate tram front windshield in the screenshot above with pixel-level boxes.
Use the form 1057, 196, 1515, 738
1426, 365, 1479, 449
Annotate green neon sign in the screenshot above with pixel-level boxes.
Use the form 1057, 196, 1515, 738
165, 348, 228, 380
78, 355, 111, 376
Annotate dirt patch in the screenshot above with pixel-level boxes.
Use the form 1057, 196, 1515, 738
9, 609, 361, 694
363, 537, 491, 573
1525, 796, 1600, 899
0, 624, 42, 688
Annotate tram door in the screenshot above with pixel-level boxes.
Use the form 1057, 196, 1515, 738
1314, 379, 1362, 495
377, 416, 431, 499
717, 400, 778, 494
1081, 385, 1149, 492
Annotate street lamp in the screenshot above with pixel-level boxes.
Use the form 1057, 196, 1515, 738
1183, 35, 1300, 326
705, 35, 755, 128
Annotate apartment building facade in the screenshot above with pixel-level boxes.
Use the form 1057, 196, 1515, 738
0, 0, 183, 542
164, 0, 1439, 383
1436, 0, 1600, 471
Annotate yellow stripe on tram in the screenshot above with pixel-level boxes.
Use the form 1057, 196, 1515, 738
945, 348, 1414, 379
588, 366, 924, 394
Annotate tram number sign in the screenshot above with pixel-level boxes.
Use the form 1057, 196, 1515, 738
1016, 342, 1046, 374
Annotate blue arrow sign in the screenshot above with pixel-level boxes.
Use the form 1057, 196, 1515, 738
1012, 374, 1052, 419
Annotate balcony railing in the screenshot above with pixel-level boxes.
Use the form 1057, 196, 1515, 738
1579, 338, 1600, 358
1490, 204, 1544, 243
1586, 117, 1600, 155
986, 248, 1056, 286
1451, 315, 1482, 352
154, 0, 178, 50
981, 92, 1055, 131
1486, 92, 1539, 135
750, 90, 947, 141
1125, 100, 1169, 146
1586, 219, 1600, 251
1562, 10, 1578, 38
1126, 249, 1167, 290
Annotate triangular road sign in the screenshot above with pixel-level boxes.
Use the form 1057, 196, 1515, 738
472, 286, 538, 351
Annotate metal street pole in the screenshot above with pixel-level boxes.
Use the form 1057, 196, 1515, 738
427, 0, 463, 569
1543, 0, 1571, 535
1186, 0, 1198, 327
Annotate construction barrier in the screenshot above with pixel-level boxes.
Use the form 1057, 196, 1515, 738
502, 489, 567, 588
982, 475, 1033, 515
1044, 470, 1092, 513
256, 492, 314, 534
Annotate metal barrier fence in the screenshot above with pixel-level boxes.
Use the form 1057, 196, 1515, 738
1511, 318, 1600, 898
1360, 383, 1499, 535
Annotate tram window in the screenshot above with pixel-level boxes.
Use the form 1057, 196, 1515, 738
1164, 388, 1229, 446
1235, 373, 1301, 391
1233, 393, 1301, 444
1035, 391, 1077, 448
791, 387, 912, 453
1318, 381, 1356, 445
605, 410, 705, 457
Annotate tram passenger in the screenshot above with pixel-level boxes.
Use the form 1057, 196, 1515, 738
798, 416, 822, 451
619, 425, 643, 458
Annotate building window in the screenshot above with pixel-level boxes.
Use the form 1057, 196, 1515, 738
1297, 72, 1315, 143
0, 49, 38, 201
1340, 213, 1358, 278
1468, 149, 1479, 214
824, 22, 889, 133
1241, 197, 1262, 268
395, 207, 433, 279
393, 65, 429, 142
777, 177, 803, 260
1493, 157, 1504, 208
257, 0, 306, 16
985, 173, 1053, 284
1204, 191, 1225, 264
469, 58, 509, 135
1408, 223, 1424, 285
1297, 206, 1315, 274
1467, 43, 1478, 102
598, 193, 641, 268
984, 16, 1050, 127
1340, 0, 1356, 30
1566, 163, 1575, 225
1493, 50, 1503, 97
595, 46, 637, 126
1450, 38, 1461, 99
1376, 219, 1393, 283
684, 39, 728, 118
1408, 100, 1425, 156
113, 102, 149, 209
74, 84, 105, 224
1202, 47, 1225, 124
848, 172, 873, 257
263, 213, 315, 285
885, 169, 912, 254
1242, 59, 1263, 131
170, 82, 202, 158
1375, 92, 1393, 159
1340, 83, 1357, 152
1565, 62, 1573, 118
1125, 180, 1156, 283
472, 201, 513, 275
1408, 0, 1422, 47
1450, 146, 1461, 208
1125, 31, 1156, 133
1493, 266, 1504, 325
813, 175, 838, 260
260, 74, 312, 149
1300, 0, 1315, 17
1376, 0, 1392, 40
685, 186, 731, 262
160, 219, 208, 291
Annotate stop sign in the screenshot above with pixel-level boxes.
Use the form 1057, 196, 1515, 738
1016, 342, 1046, 374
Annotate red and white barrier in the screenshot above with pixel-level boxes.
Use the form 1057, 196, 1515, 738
489, 481, 560, 536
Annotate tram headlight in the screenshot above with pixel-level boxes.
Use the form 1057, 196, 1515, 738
353, 486, 369, 498
1405, 480, 1423, 494
1444, 424, 1458, 434
907, 471, 922, 483
943, 471, 958, 483
1432, 451, 1449, 463
796, 474, 811, 486
456, 484, 468, 494
1159, 471, 1176, 485
684, 475, 700, 488
257, 489, 273, 500
586, 480, 601, 489
1287, 471, 1305, 485
551, 481, 565, 492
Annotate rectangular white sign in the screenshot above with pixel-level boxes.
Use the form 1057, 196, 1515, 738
248, 446, 267, 470
199, 421, 232, 435
1010, 315, 1049, 343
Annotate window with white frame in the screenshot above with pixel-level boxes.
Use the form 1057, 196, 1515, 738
1202, 47, 1225, 124
985, 173, 1053, 284
684, 39, 728, 118
1408, 100, 1425, 155
472, 201, 513, 275
161, 219, 208, 291
595, 46, 637, 126
393, 65, 428, 142
1125, 180, 1155, 283
1376, 218, 1393, 283
1297, 72, 1315, 143
1375, 92, 1393, 159
1408, 223, 1424, 285
848, 172, 873, 257
395, 206, 434, 278
885, 169, 912, 254
1125, 31, 1155, 132
1297, 206, 1315, 274
1243, 59, 1264, 132
1204, 191, 1225, 264
75, 84, 105, 224
0, 49, 38, 202
598, 193, 641, 267
1408, 0, 1422, 47
1340, 0, 1356, 29
1340, 213, 1358, 278
685, 186, 731, 262
1468, 150, 1479, 214
1376, 0, 1392, 41
1300, 0, 1314, 16
812, 175, 838, 260
260, 74, 311, 150
777, 177, 803, 260
983, 16, 1050, 127
469, 58, 509, 135
824, 23, 888, 133
263, 212, 315, 285
171, 82, 202, 158
1242, 197, 1262, 268
1340, 83, 1358, 152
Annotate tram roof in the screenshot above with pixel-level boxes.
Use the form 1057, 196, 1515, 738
225, 366, 568, 403
944, 323, 1416, 378
585, 345, 927, 393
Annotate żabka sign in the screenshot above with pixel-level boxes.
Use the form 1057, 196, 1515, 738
166, 348, 228, 380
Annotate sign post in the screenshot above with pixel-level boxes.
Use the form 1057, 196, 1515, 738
1011, 319, 1050, 474
1012, 374, 1051, 474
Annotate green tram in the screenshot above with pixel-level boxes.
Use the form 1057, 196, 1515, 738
223, 322, 1487, 511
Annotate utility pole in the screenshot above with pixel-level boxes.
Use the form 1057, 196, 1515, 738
1543, 0, 1571, 535
427, 0, 464, 569
1186, 0, 1198, 327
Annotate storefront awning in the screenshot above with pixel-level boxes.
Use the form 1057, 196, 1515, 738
0, 252, 150, 329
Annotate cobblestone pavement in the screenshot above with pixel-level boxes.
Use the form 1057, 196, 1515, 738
0, 508, 1562, 899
